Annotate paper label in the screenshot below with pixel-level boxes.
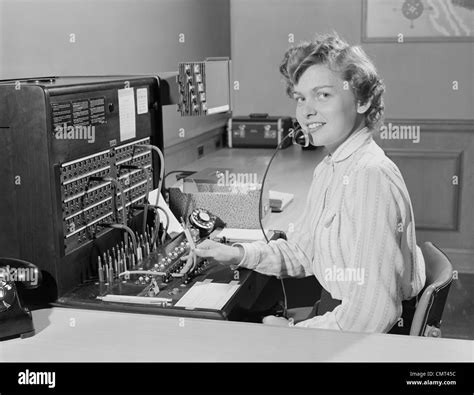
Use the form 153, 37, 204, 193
136, 88, 148, 115
118, 88, 136, 142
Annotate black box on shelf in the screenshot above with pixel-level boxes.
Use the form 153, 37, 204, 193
227, 114, 293, 149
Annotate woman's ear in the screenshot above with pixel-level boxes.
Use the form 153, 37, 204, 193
357, 98, 372, 114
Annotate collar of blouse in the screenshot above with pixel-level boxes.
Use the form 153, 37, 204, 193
323, 126, 374, 165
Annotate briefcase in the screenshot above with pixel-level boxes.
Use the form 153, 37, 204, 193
227, 114, 293, 148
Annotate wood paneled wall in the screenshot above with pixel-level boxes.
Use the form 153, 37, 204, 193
375, 119, 474, 273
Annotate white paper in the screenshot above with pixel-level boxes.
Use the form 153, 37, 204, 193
269, 190, 294, 211
118, 88, 136, 141
207, 104, 230, 115
174, 281, 240, 310
148, 189, 183, 234
269, 190, 294, 202
136, 88, 148, 115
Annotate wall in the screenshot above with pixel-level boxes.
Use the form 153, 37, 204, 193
229, 0, 473, 119
230, 0, 474, 272
0, 0, 231, 150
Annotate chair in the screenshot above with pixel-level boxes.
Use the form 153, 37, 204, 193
285, 242, 454, 337
409, 242, 454, 337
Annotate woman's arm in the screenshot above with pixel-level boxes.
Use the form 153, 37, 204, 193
234, 233, 314, 278
195, 172, 319, 278
195, 223, 315, 278
228, 169, 323, 278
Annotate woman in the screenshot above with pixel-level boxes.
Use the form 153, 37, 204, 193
195, 33, 426, 333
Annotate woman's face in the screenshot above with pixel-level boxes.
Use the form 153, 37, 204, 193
293, 64, 367, 153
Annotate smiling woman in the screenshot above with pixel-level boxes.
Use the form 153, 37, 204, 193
195, 33, 426, 334
280, 33, 385, 153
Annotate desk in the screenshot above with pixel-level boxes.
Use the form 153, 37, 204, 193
4, 147, 471, 363
174, 145, 327, 231
1, 307, 472, 362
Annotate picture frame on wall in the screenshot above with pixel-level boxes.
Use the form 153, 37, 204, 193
362, 0, 474, 42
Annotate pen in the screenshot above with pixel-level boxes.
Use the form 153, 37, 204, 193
98, 294, 172, 304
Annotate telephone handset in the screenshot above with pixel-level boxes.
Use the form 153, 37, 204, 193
0, 258, 42, 340
188, 208, 225, 237
0, 278, 17, 313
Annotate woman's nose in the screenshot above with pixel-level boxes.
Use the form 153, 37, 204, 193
303, 98, 317, 117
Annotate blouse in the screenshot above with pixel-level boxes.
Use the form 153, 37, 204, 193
235, 126, 426, 333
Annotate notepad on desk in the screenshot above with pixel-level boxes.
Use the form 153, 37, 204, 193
174, 281, 240, 310
269, 190, 294, 212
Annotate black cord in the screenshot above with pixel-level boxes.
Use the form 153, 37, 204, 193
164, 170, 196, 179
258, 130, 297, 319
163, 170, 196, 189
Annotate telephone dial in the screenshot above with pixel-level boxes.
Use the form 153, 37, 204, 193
0, 258, 42, 341
188, 208, 225, 237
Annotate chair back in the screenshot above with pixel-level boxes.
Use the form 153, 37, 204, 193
410, 242, 454, 336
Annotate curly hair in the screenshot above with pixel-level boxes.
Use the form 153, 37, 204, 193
279, 33, 385, 130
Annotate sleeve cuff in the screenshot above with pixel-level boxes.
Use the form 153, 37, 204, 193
231, 242, 260, 269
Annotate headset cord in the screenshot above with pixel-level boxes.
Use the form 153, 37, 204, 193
258, 127, 300, 319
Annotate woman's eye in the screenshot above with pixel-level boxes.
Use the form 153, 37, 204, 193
294, 96, 305, 104
317, 92, 330, 100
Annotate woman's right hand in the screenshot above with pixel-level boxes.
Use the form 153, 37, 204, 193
194, 239, 244, 266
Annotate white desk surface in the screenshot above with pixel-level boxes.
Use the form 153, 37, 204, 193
1, 307, 472, 362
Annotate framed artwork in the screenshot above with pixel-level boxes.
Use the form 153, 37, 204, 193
362, 0, 474, 42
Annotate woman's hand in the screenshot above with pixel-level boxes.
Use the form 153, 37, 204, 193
194, 239, 244, 266
262, 315, 293, 327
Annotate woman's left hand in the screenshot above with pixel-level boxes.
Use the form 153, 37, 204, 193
262, 315, 293, 327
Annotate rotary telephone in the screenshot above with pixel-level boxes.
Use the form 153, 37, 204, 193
0, 258, 42, 341
188, 208, 225, 238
